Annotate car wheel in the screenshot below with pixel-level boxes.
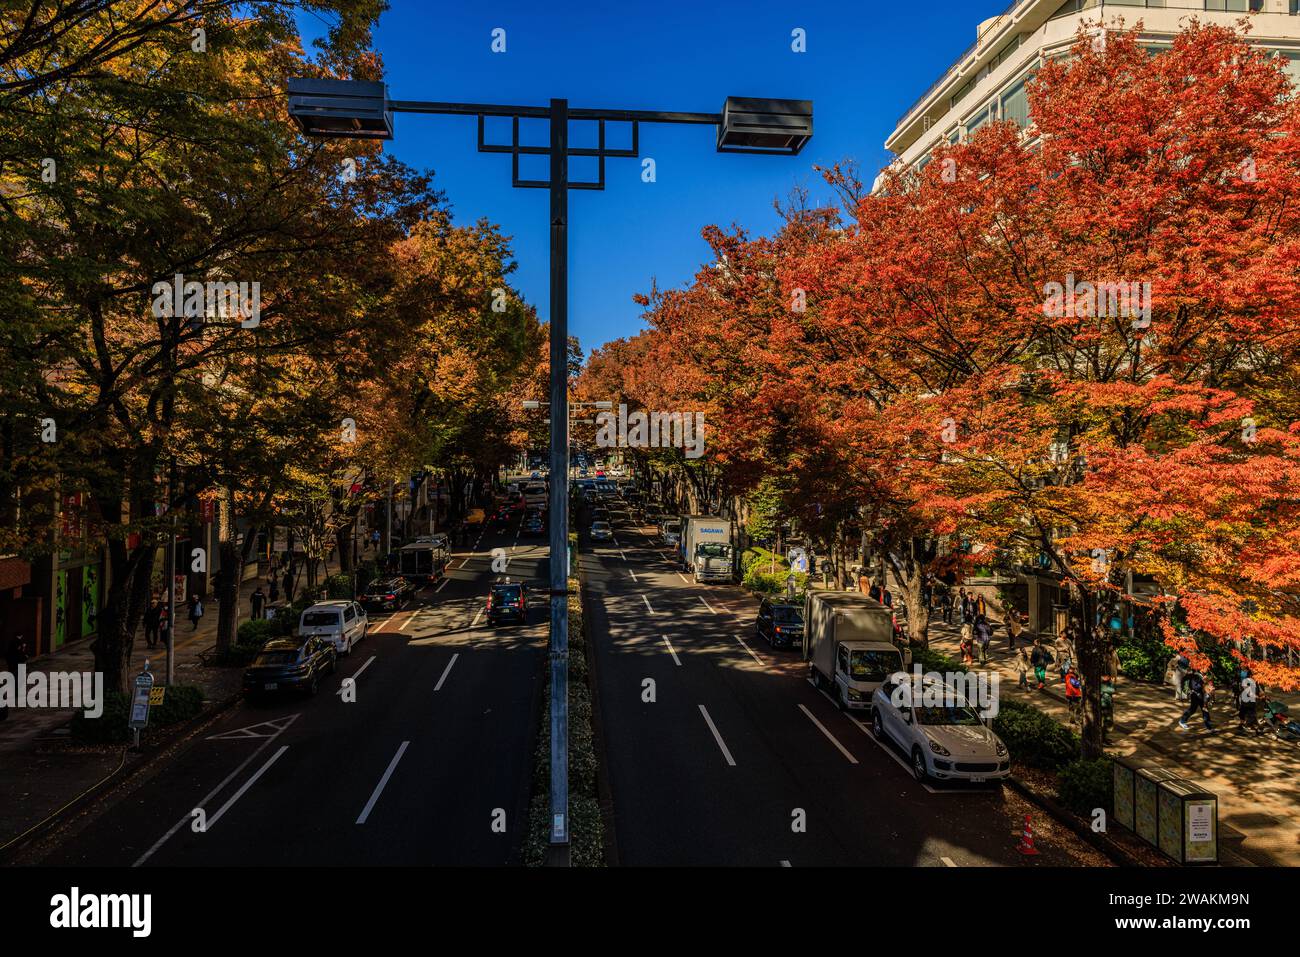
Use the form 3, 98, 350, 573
872, 711, 885, 739
328, 657, 337, 676
837, 685, 847, 711
810, 665, 822, 690
911, 747, 928, 782
308, 674, 320, 696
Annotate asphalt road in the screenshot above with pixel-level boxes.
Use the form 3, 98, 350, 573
580, 494, 1102, 867
37, 518, 548, 867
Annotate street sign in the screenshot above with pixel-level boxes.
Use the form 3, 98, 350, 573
788, 547, 808, 574
129, 667, 155, 731
149, 687, 167, 706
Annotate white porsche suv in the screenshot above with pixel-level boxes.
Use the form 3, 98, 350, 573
871, 673, 1010, 784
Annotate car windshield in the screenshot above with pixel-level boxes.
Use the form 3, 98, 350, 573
848, 649, 901, 681
773, 606, 802, 624
916, 703, 985, 726
252, 651, 296, 667
492, 586, 522, 602
302, 612, 340, 627
698, 543, 730, 558
593, 522, 609, 530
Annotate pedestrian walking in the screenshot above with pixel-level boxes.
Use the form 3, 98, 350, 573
143, 599, 162, 649
1100, 674, 1116, 741
1064, 666, 1083, 725
157, 606, 172, 653
974, 593, 987, 619
250, 586, 266, 620
282, 568, 294, 603
959, 620, 975, 665
1055, 631, 1074, 684
957, 588, 969, 625
1178, 670, 1214, 732
1030, 638, 1051, 691
1015, 648, 1030, 690
975, 614, 992, 665
188, 593, 203, 631
1168, 654, 1190, 701
1238, 668, 1259, 732
1006, 611, 1022, 650
268, 576, 279, 604
940, 587, 953, 625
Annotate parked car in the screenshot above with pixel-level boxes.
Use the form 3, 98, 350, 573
523, 511, 546, 536
243, 636, 337, 697
871, 674, 1010, 784
487, 580, 528, 626
755, 598, 804, 649
661, 518, 682, 548
590, 520, 613, 542
298, 600, 368, 655
359, 577, 410, 612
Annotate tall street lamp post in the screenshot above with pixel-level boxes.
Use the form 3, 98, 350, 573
287, 79, 812, 865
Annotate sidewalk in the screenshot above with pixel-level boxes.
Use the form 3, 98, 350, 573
924, 617, 1300, 866
0, 552, 351, 852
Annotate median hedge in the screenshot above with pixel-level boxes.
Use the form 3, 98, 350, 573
1056, 756, 1114, 817
70, 683, 205, 744
523, 570, 605, 866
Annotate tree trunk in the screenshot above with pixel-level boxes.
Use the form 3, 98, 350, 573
1075, 585, 1105, 759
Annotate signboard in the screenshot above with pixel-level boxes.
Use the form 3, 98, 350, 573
129, 669, 155, 730
1186, 799, 1217, 863
200, 498, 215, 524
787, 547, 808, 574
149, 687, 167, 706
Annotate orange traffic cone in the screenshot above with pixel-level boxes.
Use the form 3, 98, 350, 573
1017, 814, 1040, 856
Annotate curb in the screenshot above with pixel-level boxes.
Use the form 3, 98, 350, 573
578, 553, 621, 868
0, 689, 243, 864
1004, 773, 1146, 867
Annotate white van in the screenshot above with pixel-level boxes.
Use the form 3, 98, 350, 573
298, 600, 368, 655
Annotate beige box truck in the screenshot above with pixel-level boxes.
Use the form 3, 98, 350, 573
804, 591, 910, 711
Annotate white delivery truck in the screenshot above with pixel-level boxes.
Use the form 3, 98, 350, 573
677, 515, 735, 583
804, 591, 910, 711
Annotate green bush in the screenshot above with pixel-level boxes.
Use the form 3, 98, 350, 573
236, 618, 278, 647
1114, 635, 1170, 683
742, 551, 806, 597
69, 684, 205, 743
992, 699, 1079, 771
1056, 757, 1113, 817
323, 573, 354, 599
912, 646, 966, 674
70, 690, 131, 743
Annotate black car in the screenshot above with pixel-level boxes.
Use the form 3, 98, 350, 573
755, 598, 805, 649
360, 576, 410, 612
523, 511, 546, 536
243, 636, 337, 697
487, 581, 528, 626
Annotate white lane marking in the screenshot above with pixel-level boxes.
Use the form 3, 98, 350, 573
661, 634, 681, 666
699, 705, 737, 767
677, 572, 690, 584
336, 655, 376, 695
941, 856, 957, 867
619, 550, 628, 561
699, 596, 717, 614
471, 607, 483, 627
735, 634, 765, 667
807, 681, 942, 794
642, 594, 655, 615
457, 555, 470, 569
398, 609, 423, 633
435, 577, 450, 592
205, 745, 290, 830
135, 714, 300, 866
797, 703, 859, 764
780, 859, 792, 867
356, 741, 411, 824
628, 569, 638, 582
434, 653, 460, 691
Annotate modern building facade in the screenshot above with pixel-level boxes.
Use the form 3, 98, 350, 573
884, 0, 1300, 178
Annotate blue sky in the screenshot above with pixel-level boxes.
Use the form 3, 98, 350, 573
309, 0, 989, 354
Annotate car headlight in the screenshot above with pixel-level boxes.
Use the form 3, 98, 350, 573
928, 739, 951, 756
995, 741, 1007, 756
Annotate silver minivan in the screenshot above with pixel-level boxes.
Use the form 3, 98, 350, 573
298, 600, 368, 655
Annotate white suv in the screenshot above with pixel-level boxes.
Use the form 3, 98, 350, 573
870, 674, 1010, 784
298, 600, 368, 655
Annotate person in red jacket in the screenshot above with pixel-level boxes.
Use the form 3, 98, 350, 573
1064, 667, 1083, 726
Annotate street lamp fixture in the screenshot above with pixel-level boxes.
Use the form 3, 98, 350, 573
288, 77, 811, 866
716, 97, 813, 155
287, 77, 394, 139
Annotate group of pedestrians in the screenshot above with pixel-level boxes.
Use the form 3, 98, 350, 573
141, 591, 207, 650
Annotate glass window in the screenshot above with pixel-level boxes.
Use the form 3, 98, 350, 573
1205, 0, 1260, 10
1001, 80, 1029, 128
1279, 51, 1300, 86
966, 105, 991, 135
343, 605, 355, 621
302, 611, 341, 627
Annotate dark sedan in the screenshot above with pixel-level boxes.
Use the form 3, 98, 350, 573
243, 637, 337, 697
360, 577, 411, 612
522, 512, 546, 536
755, 598, 805, 650
487, 581, 528, 626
